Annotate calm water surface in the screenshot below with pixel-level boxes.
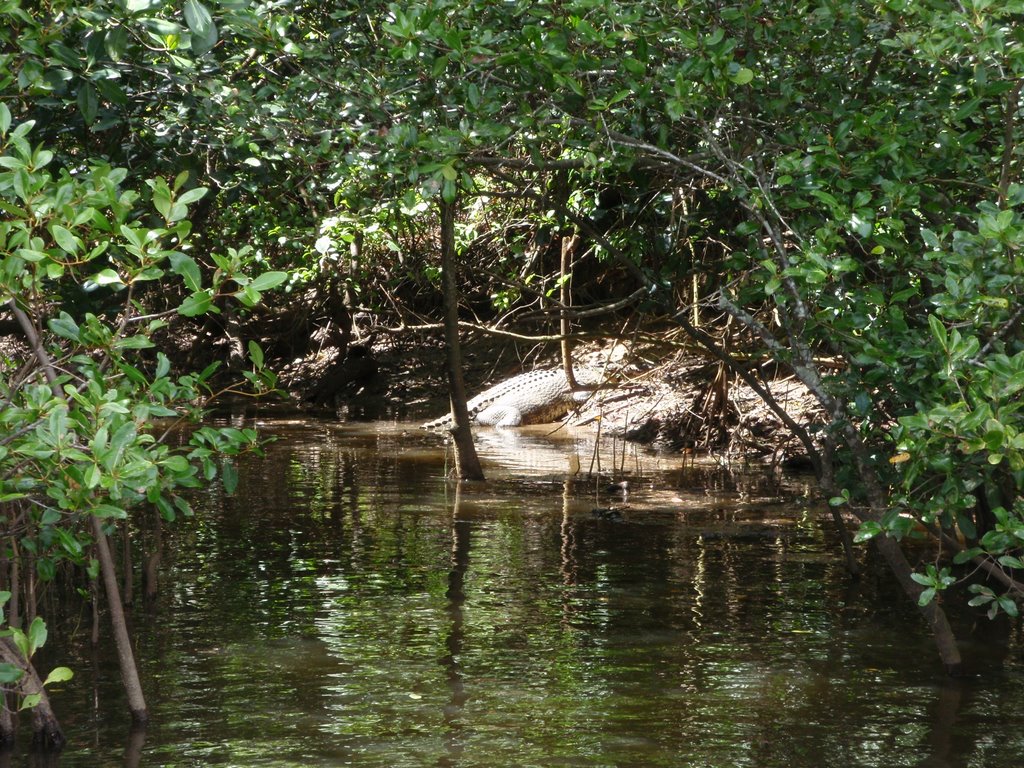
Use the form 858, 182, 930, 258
27, 418, 1024, 767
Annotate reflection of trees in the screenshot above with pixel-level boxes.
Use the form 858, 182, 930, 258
438, 484, 472, 767
43, 420, 1018, 765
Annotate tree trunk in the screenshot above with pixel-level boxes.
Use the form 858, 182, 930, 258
438, 198, 484, 481
91, 517, 149, 725
0, 691, 13, 748
24, 554, 35, 629
221, 299, 247, 372
12, 299, 150, 717
8, 543, 19, 630
346, 230, 363, 342
560, 233, 579, 388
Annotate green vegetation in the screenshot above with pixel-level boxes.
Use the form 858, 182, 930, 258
0, 0, 1021, 742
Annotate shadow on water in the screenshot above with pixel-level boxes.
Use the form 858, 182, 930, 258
20, 417, 1024, 767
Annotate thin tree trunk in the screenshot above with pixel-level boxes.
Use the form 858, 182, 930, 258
25, 554, 35, 628
12, 298, 150, 719
0, 691, 12, 748
560, 234, 579, 388
91, 517, 149, 725
998, 80, 1022, 208
8, 541, 19, 630
346, 231, 363, 342
90, 565, 101, 646
439, 198, 484, 481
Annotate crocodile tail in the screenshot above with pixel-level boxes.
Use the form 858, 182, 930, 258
421, 414, 454, 430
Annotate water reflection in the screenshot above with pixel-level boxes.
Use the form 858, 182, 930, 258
439, 488, 471, 767
25, 418, 1024, 767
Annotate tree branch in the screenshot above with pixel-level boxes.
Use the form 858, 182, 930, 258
999, 79, 1023, 208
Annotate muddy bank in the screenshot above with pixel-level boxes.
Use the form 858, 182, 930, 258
277, 331, 824, 467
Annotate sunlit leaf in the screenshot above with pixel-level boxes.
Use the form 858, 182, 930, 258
248, 271, 288, 292
178, 291, 214, 316
43, 667, 74, 687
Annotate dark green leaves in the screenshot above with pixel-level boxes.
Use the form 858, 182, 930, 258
184, 0, 218, 55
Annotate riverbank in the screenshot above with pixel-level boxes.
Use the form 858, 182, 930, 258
277, 328, 824, 468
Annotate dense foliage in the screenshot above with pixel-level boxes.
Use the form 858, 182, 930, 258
0, 0, 1021, 735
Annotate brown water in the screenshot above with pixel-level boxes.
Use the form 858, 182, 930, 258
27, 418, 1024, 766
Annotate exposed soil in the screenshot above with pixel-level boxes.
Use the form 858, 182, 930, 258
276, 326, 824, 468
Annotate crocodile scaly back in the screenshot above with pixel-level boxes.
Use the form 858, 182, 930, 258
422, 368, 601, 430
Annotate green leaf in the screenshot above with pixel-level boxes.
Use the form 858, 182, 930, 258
997, 596, 1019, 618
853, 521, 881, 542
49, 313, 80, 341
248, 271, 289, 292
77, 83, 99, 125
93, 504, 127, 519
18, 693, 41, 711
731, 67, 754, 85
917, 587, 936, 606
235, 285, 261, 307
43, 666, 73, 686
51, 224, 80, 254
248, 340, 264, 368
705, 28, 725, 46
17, 248, 49, 263
177, 186, 208, 205
10, 627, 28, 660
105, 26, 128, 60
169, 252, 203, 292
952, 546, 982, 564
222, 460, 238, 494
0, 664, 23, 685
155, 352, 171, 379
139, 17, 182, 36
114, 334, 155, 350
178, 291, 214, 316
910, 572, 932, 586
89, 268, 124, 286
442, 178, 457, 204
184, 0, 218, 55
184, 0, 213, 34
928, 314, 948, 351
0, 102, 10, 136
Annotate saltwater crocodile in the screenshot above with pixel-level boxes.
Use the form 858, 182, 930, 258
422, 368, 606, 429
